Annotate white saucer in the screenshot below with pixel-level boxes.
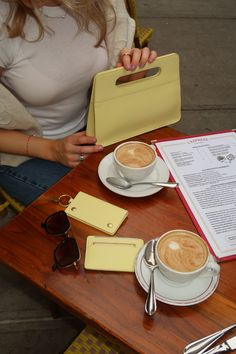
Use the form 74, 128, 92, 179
135, 241, 220, 306
98, 153, 170, 198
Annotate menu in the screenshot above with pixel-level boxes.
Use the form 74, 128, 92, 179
154, 130, 236, 261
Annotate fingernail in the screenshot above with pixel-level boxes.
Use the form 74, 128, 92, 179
98, 145, 103, 151
131, 65, 136, 71
139, 64, 145, 68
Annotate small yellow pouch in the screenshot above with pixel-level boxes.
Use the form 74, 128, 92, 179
84, 236, 144, 272
65, 192, 128, 235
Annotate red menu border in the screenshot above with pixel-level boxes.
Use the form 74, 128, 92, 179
153, 129, 236, 262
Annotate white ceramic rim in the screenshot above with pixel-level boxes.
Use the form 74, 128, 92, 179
155, 229, 210, 275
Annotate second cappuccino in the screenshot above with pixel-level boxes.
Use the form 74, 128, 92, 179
155, 229, 220, 283
157, 231, 208, 273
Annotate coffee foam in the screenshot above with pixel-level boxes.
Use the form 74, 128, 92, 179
116, 143, 155, 168
157, 232, 208, 272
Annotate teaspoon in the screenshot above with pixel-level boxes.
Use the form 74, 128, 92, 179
106, 177, 179, 189
144, 239, 158, 316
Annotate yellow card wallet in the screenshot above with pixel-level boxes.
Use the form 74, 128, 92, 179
65, 192, 128, 235
84, 236, 144, 272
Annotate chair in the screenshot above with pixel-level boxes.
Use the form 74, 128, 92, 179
125, 0, 154, 48
0, 193, 9, 214
0, 187, 24, 214
64, 325, 130, 354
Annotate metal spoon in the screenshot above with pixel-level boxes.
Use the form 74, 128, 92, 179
144, 239, 158, 316
106, 177, 178, 189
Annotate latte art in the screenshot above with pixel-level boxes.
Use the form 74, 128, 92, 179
157, 233, 208, 272
116, 143, 155, 168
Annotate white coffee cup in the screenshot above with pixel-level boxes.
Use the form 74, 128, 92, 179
113, 141, 157, 181
155, 229, 220, 283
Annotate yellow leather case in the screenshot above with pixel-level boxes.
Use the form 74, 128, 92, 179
86, 53, 181, 146
84, 236, 144, 272
65, 192, 128, 235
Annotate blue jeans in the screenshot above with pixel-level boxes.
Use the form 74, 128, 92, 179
0, 158, 71, 206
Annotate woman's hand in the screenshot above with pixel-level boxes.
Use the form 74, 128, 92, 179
116, 47, 157, 71
52, 131, 103, 168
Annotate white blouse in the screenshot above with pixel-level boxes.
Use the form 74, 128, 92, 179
0, 0, 135, 166
0, 3, 108, 139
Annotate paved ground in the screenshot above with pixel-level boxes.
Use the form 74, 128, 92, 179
0, 1, 235, 353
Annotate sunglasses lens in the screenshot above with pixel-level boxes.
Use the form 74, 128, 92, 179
54, 237, 80, 268
44, 211, 70, 235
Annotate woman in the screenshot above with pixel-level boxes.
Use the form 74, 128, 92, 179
0, 0, 157, 205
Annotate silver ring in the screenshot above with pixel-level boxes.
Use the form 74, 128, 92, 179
79, 153, 85, 161
121, 51, 131, 58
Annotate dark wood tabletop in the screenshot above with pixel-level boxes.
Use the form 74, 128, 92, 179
0, 127, 235, 354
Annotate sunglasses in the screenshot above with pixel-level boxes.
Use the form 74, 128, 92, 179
41, 210, 81, 271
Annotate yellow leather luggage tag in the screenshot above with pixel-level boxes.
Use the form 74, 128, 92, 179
84, 236, 144, 272
65, 192, 128, 235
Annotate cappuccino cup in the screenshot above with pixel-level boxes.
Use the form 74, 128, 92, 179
155, 230, 220, 283
114, 141, 156, 181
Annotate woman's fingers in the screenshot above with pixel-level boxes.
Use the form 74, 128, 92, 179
68, 132, 103, 153
69, 131, 95, 145
148, 50, 158, 63
119, 48, 133, 70
138, 47, 153, 68
128, 48, 142, 70
54, 132, 103, 167
118, 47, 158, 71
